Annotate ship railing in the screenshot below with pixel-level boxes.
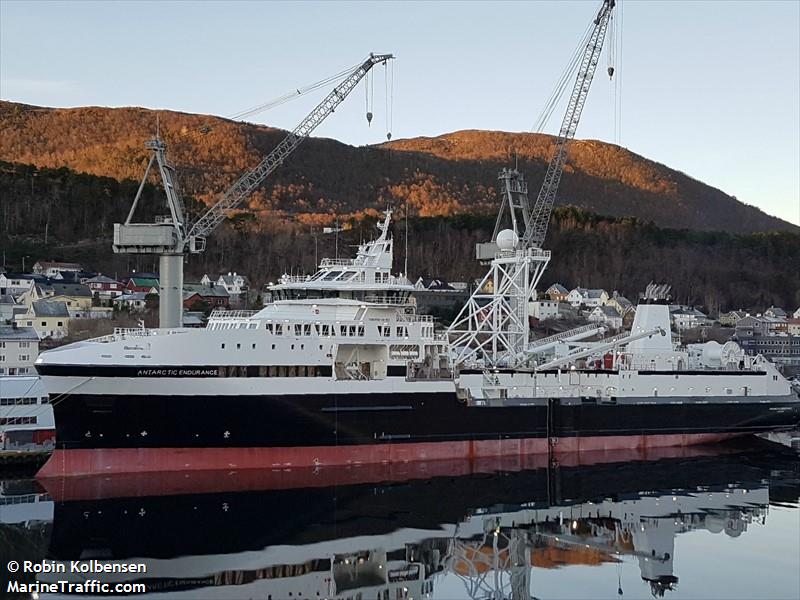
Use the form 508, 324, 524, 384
397, 313, 433, 323
364, 295, 415, 306
278, 275, 313, 284
208, 309, 259, 320
90, 327, 186, 342
320, 258, 355, 267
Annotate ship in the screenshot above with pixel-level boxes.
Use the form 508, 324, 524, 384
34, 213, 800, 478
0, 375, 55, 452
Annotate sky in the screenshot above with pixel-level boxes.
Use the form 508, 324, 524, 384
1, 0, 799, 226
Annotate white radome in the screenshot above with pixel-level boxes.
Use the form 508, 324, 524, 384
496, 229, 519, 251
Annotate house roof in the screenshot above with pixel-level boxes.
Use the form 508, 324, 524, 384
85, 275, 121, 285
182, 314, 205, 326
595, 306, 620, 318
570, 287, 606, 298
671, 307, 708, 317
128, 277, 159, 287
0, 326, 39, 341
547, 283, 569, 294
220, 274, 249, 285
416, 277, 456, 291
183, 283, 230, 298
114, 292, 148, 302
0, 294, 15, 305
49, 282, 92, 297
766, 306, 787, 317
56, 270, 95, 282
31, 300, 69, 317
34, 261, 83, 270
1, 273, 48, 282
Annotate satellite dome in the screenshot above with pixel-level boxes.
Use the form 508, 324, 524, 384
496, 229, 519, 251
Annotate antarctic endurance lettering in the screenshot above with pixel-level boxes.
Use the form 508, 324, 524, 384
136, 367, 219, 377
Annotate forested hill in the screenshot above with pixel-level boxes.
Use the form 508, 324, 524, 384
0, 100, 795, 234
2, 161, 799, 313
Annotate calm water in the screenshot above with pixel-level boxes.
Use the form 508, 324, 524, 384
2, 440, 799, 600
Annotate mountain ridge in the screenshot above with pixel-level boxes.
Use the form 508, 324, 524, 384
0, 100, 795, 234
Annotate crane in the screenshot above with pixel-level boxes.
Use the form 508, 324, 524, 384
449, 0, 615, 369
114, 53, 394, 328
524, 0, 615, 249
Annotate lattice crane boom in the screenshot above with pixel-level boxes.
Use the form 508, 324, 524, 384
523, 0, 615, 249
186, 53, 394, 246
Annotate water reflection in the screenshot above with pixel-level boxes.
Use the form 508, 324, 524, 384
3, 441, 799, 599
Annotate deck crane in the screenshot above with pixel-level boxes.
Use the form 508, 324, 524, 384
449, 0, 615, 369
114, 53, 394, 328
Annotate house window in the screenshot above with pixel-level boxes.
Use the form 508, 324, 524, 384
41, 321, 47, 326
57, 321, 63, 327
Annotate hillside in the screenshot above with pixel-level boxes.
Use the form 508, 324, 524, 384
2, 161, 799, 313
0, 100, 794, 234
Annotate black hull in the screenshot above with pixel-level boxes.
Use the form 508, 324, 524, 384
52, 391, 800, 451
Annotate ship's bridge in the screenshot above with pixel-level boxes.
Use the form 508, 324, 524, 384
268, 211, 413, 304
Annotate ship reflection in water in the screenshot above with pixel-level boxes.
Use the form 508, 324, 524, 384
4, 442, 799, 599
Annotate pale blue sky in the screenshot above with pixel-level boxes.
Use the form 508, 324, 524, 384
1, 0, 798, 226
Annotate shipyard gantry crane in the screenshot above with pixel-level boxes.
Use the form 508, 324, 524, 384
114, 53, 394, 328
449, 0, 615, 369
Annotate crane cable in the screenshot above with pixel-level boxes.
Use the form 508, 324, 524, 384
615, 0, 624, 145
226, 60, 362, 122
385, 59, 394, 140
531, 20, 594, 133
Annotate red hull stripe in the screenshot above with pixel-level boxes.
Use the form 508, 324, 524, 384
38, 433, 739, 481
39, 443, 742, 504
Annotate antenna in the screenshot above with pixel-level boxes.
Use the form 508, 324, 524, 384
404, 201, 409, 278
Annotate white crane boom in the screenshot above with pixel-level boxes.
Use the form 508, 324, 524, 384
186, 53, 393, 247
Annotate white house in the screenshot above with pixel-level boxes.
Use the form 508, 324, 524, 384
794, 307, 800, 319
113, 292, 148, 312
201, 272, 250, 296
567, 287, 609, 308
32, 261, 84, 278
0, 326, 40, 376
588, 305, 622, 330
529, 300, 560, 321
670, 307, 712, 331
764, 306, 788, 320
0, 274, 41, 299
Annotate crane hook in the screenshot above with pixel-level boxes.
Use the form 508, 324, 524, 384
607, 66, 615, 79
386, 132, 392, 141
366, 111, 373, 126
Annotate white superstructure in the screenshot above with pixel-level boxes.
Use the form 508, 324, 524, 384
38, 212, 451, 398
456, 285, 794, 405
